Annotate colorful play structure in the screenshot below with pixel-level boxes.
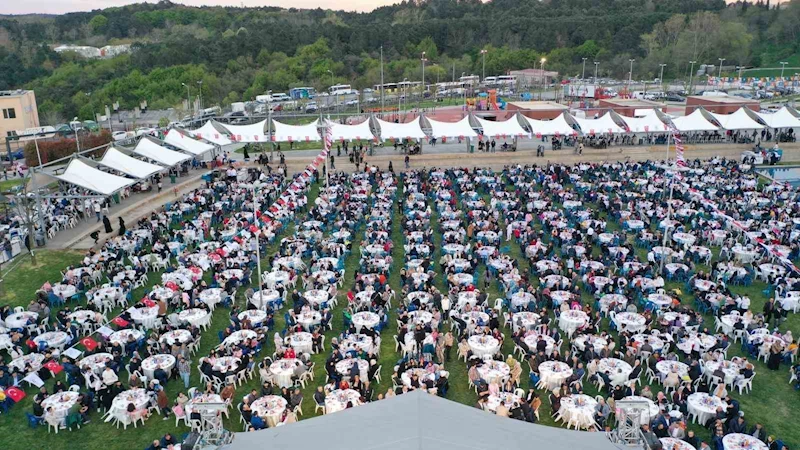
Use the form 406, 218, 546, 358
467, 89, 507, 110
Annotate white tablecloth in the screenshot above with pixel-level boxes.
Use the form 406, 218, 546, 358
477, 360, 510, 383
486, 392, 522, 413
558, 310, 588, 336
221, 330, 257, 348
325, 389, 362, 413
687, 393, 726, 425
251, 289, 280, 308
287, 332, 313, 354
296, 311, 322, 331
722, 434, 768, 450
160, 329, 193, 346
238, 309, 267, 326
33, 331, 70, 349
178, 308, 210, 327
335, 358, 369, 380
351, 311, 379, 332
341, 334, 374, 353
79, 353, 113, 373
5, 312, 38, 329
538, 360, 572, 390
251, 395, 287, 427
42, 391, 80, 425
269, 358, 302, 388
128, 306, 159, 329
512, 312, 540, 331
704, 360, 742, 385
612, 312, 646, 333
141, 354, 176, 380
108, 329, 143, 346
558, 394, 598, 430
467, 335, 500, 358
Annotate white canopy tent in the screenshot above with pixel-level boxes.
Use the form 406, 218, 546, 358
755, 107, 800, 129
54, 159, 135, 196
670, 109, 720, 132
709, 108, 765, 130
218, 119, 269, 143
425, 116, 478, 140
327, 119, 375, 142
572, 113, 627, 135
473, 115, 529, 139
272, 119, 320, 143
163, 129, 215, 156
190, 121, 234, 146
133, 138, 192, 167
375, 117, 428, 141
614, 110, 669, 133
97, 147, 164, 179
520, 113, 577, 137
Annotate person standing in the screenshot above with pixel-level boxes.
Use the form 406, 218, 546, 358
102, 215, 113, 233
118, 217, 126, 237
404, 155, 410, 169
93, 202, 101, 222
444, 331, 454, 361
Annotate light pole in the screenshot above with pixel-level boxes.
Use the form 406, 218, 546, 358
628, 58, 635, 93
420, 51, 427, 110
780, 61, 788, 79
659, 64, 667, 90
251, 184, 263, 293
540, 58, 547, 100
594, 61, 599, 85
717, 58, 725, 81
380, 46, 385, 118
197, 80, 203, 111
480, 49, 488, 83
73, 116, 81, 152
182, 83, 191, 115
581, 58, 587, 80
688, 61, 697, 96
327, 69, 335, 114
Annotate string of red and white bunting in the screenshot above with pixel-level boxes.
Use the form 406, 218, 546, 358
665, 122, 687, 167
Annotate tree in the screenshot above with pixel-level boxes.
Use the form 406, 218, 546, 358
88, 14, 108, 35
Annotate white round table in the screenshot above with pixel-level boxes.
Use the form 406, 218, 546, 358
141, 354, 176, 380
9, 353, 45, 373
251, 289, 280, 309
325, 389, 362, 413
5, 311, 38, 329
476, 360, 510, 384
687, 393, 726, 425
304, 289, 330, 306
613, 312, 647, 333
335, 358, 369, 380
108, 329, 143, 346
722, 434, 768, 450
512, 312, 540, 331
287, 332, 313, 354
198, 288, 224, 308
159, 329, 193, 346
486, 392, 522, 413
42, 391, 80, 425
178, 308, 210, 327
33, 331, 70, 349
523, 333, 556, 355
79, 353, 113, 373
351, 311, 380, 332
341, 334, 374, 353
222, 329, 258, 348
573, 335, 608, 353
558, 310, 588, 336
538, 360, 573, 390
238, 309, 268, 326
129, 306, 159, 329
704, 360, 743, 385
597, 358, 633, 382
269, 358, 302, 388
622, 395, 660, 421
251, 395, 287, 427
558, 394, 598, 430
467, 335, 500, 358
661, 438, 697, 450
296, 310, 322, 331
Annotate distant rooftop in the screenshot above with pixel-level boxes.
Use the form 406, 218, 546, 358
507, 101, 568, 110
0, 89, 31, 98
687, 95, 758, 104
600, 98, 662, 108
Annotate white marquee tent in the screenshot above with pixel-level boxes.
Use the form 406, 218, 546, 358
669, 109, 720, 132
133, 138, 192, 167
573, 113, 627, 135
163, 129, 215, 156
97, 147, 164, 179
521, 113, 577, 137
54, 159, 135, 196
272, 119, 321, 142
755, 107, 800, 129
614, 110, 669, 133
191, 121, 234, 147
425, 116, 478, 140
219, 119, 269, 143
709, 108, 765, 130
473, 115, 529, 139
327, 119, 375, 142
375, 117, 428, 141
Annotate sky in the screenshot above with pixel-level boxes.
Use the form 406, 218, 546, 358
0, 0, 401, 15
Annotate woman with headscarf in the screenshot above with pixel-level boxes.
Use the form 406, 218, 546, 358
118, 217, 126, 236
102, 215, 113, 233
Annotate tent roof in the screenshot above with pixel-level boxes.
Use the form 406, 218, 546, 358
164, 129, 215, 156
426, 116, 478, 139
327, 119, 375, 142
375, 117, 428, 141
272, 119, 320, 142
615, 109, 668, 133
133, 138, 192, 167
225, 391, 623, 450
709, 108, 765, 130
54, 159, 135, 196
474, 115, 529, 138
521, 113, 578, 136
573, 113, 627, 135
670, 109, 720, 132
755, 107, 800, 129
218, 119, 269, 143
97, 147, 164, 179
191, 121, 233, 146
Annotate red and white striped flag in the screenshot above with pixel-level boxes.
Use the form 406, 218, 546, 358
665, 122, 687, 167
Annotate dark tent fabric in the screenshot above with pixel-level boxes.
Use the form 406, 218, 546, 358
222, 390, 625, 450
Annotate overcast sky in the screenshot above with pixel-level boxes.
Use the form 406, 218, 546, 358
0, 0, 401, 15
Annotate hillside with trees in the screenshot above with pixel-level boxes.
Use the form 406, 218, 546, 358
0, 0, 798, 121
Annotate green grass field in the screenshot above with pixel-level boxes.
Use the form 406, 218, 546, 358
0, 170, 798, 450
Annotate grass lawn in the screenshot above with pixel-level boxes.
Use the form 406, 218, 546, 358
0, 178, 24, 192
0, 168, 798, 450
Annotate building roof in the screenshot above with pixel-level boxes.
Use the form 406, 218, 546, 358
509, 68, 559, 76
507, 101, 568, 111
687, 95, 758, 104
223, 391, 625, 450
600, 99, 662, 108
0, 90, 32, 98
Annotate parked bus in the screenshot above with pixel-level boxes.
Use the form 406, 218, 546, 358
329, 84, 355, 95
459, 75, 480, 87
289, 87, 316, 99
496, 75, 517, 86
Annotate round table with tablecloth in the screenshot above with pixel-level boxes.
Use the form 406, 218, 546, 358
129, 306, 159, 329
538, 360, 573, 390
108, 329, 143, 347
486, 392, 522, 413
251, 395, 287, 427
222, 329, 258, 348
42, 391, 80, 425
542, 275, 570, 289
341, 334, 374, 354
476, 360, 510, 384
722, 434, 768, 450
238, 309, 267, 326
67, 310, 98, 325
109, 389, 151, 424
325, 389, 362, 414
9, 353, 45, 373
406, 291, 432, 306
141, 354, 176, 380
597, 358, 632, 382
656, 360, 689, 382
523, 333, 556, 355
573, 334, 608, 353
558, 310, 588, 336
704, 359, 743, 385
511, 312, 540, 332
52, 284, 77, 299
598, 294, 628, 312
185, 393, 226, 417
621, 395, 660, 421
287, 332, 314, 354
662, 437, 697, 450
336, 358, 370, 380
558, 394, 598, 430
456, 291, 479, 310
467, 335, 500, 358
250, 289, 280, 309
612, 312, 647, 333
296, 310, 322, 331
198, 288, 224, 309
5, 311, 38, 329
304, 289, 330, 307
720, 314, 751, 335
351, 311, 379, 332
269, 358, 302, 388
677, 334, 717, 355
79, 353, 113, 373
672, 232, 696, 247
160, 329, 193, 346
551, 290, 573, 306
535, 260, 560, 273
648, 293, 674, 309
451, 273, 474, 287
263, 270, 290, 288
178, 308, 210, 327
687, 393, 726, 425
33, 331, 70, 350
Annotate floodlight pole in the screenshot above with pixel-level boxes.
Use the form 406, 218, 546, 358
252, 184, 263, 292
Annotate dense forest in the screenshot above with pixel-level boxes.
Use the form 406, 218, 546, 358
0, 0, 798, 122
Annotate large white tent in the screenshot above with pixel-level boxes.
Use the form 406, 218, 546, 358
473, 115, 529, 139
670, 109, 720, 132
375, 117, 428, 141
709, 108, 765, 130
521, 113, 577, 137
272, 119, 320, 142
755, 107, 800, 129
219, 119, 269, 143
327, 119, 375, 142
614, 110, 669, 133
163, 129, 215, 156
133, 138, 192, 167
191, 121, 234, 146
425, 116, 478, 140
573, 113, 627, 135
97, 147, 164, 179
54, 159, 135, 195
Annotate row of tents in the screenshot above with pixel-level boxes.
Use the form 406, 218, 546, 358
50, 105, 800, 196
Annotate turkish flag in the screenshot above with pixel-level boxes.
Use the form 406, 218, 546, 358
112, 317, 129, 327
5, 387, 25, 402
143, 299, 156, 308
43, 360, 63, 374
80, 336, 98, 351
